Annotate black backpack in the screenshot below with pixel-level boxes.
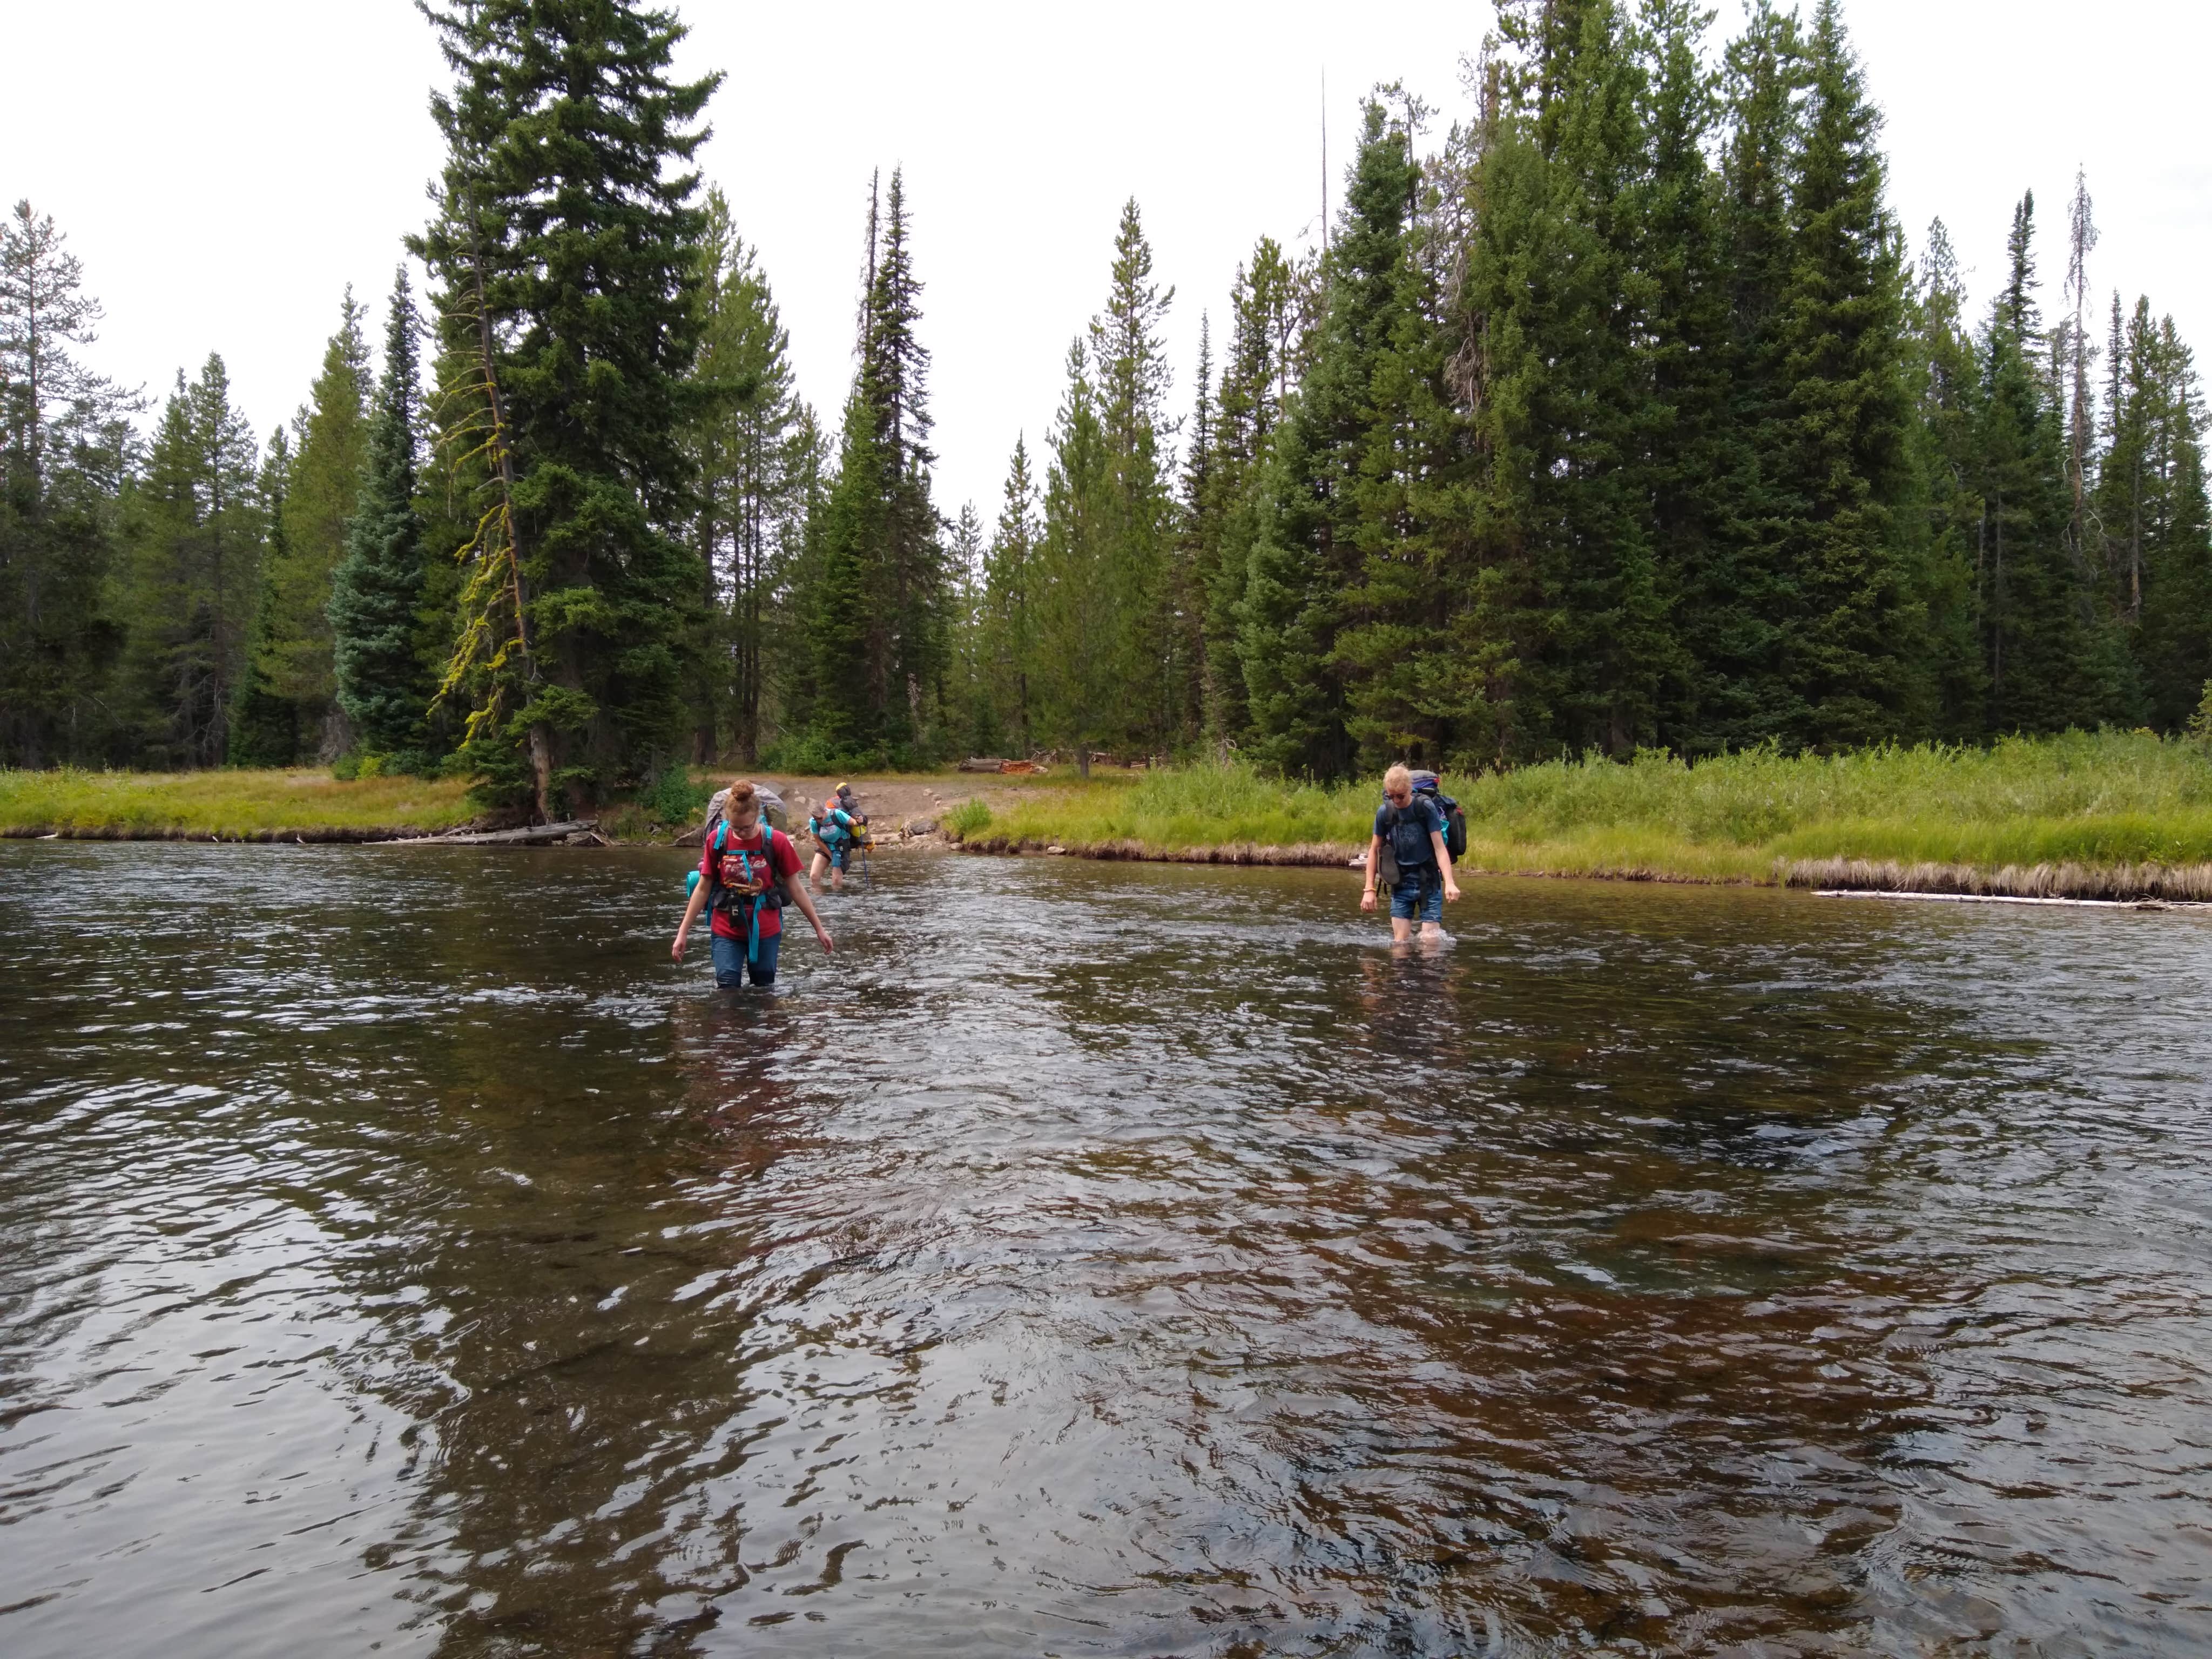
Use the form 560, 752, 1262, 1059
1407, 772, 1467, 860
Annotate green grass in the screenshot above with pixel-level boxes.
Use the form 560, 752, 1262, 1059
19, 734, 2212, 879
945, 732, 2212, 880
0, 767, 476, 838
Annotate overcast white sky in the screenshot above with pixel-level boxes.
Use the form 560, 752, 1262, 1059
8, 2, 2208, 518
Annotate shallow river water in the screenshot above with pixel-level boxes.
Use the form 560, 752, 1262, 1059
2, 843, 2209, 1656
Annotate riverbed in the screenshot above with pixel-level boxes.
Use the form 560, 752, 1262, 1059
3, 845, 2208, 1655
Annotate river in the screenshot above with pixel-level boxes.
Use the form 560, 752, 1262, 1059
2, 843, 2208, 1655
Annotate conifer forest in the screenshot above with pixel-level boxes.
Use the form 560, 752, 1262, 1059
5, 0, 2209, 814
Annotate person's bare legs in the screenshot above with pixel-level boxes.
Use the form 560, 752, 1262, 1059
808, 851, 831, 893
1391, 915, 1414, 945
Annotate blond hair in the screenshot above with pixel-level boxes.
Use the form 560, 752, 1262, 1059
1382, 763, 1413, 793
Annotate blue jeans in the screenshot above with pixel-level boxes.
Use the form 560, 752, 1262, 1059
710, 929, 780, 988
1390, 868, 1444, 923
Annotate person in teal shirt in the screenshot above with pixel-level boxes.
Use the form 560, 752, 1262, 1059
807, 795, 863, 894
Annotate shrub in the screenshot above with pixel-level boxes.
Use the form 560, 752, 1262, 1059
638, 765, 712, 828
944, 798, 993, 840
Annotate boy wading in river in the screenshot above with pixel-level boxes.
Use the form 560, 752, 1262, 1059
672, 781, 834, 987
1363, 763, 1462, 943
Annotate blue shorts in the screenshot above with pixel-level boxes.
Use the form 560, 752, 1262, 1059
1390, 870, 1444, 923
711, 929, 780, 988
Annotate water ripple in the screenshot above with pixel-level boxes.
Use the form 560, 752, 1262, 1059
2, 844, 2210, 1654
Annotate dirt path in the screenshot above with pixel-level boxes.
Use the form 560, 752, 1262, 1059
747, 773, 1026, 838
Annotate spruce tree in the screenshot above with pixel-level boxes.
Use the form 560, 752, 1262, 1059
946, 501, 1000, 754
1973, 193, 2116, 733
417, 0, 720, 811
1761, 0, 1930, 746
1462, 1, 1669, 760
866, 170, 948, 753
1697, 0, 1806, 747
801, 170, 947, 761
2060, 171, 2100, 577
0, 200, 136, 767
228, 431, 300, 765
1088, 199, 1179, 751
258, 289, 370, 760
1175, 314, 1216, 740
1034, 341, 1118, 775
1201, 239, 1300, 744
2105, 302, 2212, 726
983, 435, 1040, 755
1332, 93, 1480, 772
119, 357, 262, 766
687, 191, 806, 763
806, 381, 891, 759
1906, 219, 1991, 738
1629, 0, 1737, 752
329, 268, 432, 759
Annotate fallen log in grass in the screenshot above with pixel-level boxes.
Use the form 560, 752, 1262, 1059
1782, 855, 2212, 903
6, 823, 443, 844
408, 819, 598, 847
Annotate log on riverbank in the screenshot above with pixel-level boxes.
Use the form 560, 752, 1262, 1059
1782, 855, 2212, 903
408, 820, 597, 846
2, 819, 598, 846
3, 824, 450, 843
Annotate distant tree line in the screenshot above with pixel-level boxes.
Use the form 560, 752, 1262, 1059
4, 0, 2208, 807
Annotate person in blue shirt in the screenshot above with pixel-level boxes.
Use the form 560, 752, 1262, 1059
807, 795, 863, 894
1361, 763, 1461, 942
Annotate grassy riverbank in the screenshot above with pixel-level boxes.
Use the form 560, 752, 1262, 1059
14, 736, 2212, 900
945, 732, 2212, 896
0, 767, 475, 839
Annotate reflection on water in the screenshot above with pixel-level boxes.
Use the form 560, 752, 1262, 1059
3, 844, 2209, 1655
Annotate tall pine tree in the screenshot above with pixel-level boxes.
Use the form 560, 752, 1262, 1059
329, 268, 432, 758
2103, 300, 2212, 726
119, 357, 262, 767
0, 200, 135, 766
254, 289, 371, 760
804, 170, 947, 761
1034, 342, 1119, 774
687, 191, 808, 763
982, 435, 1041, 756
1973, 192, 2115, 733
1199, 238, 1302, 745
1759, 0, 1929, 746
417, 0, 720, 812
1462, 0, 1670, 760
1088, 199, 1181, 752
1332, 93, 1480, 772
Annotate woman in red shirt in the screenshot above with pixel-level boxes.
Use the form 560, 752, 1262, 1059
671, 780, 834, 987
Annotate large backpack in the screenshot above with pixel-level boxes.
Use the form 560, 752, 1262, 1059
709, 820, 787, 962
1410, 771, 1468, 860
702, 784, 788, 842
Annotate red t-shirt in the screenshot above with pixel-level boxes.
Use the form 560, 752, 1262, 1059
700, 824, 801, 940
